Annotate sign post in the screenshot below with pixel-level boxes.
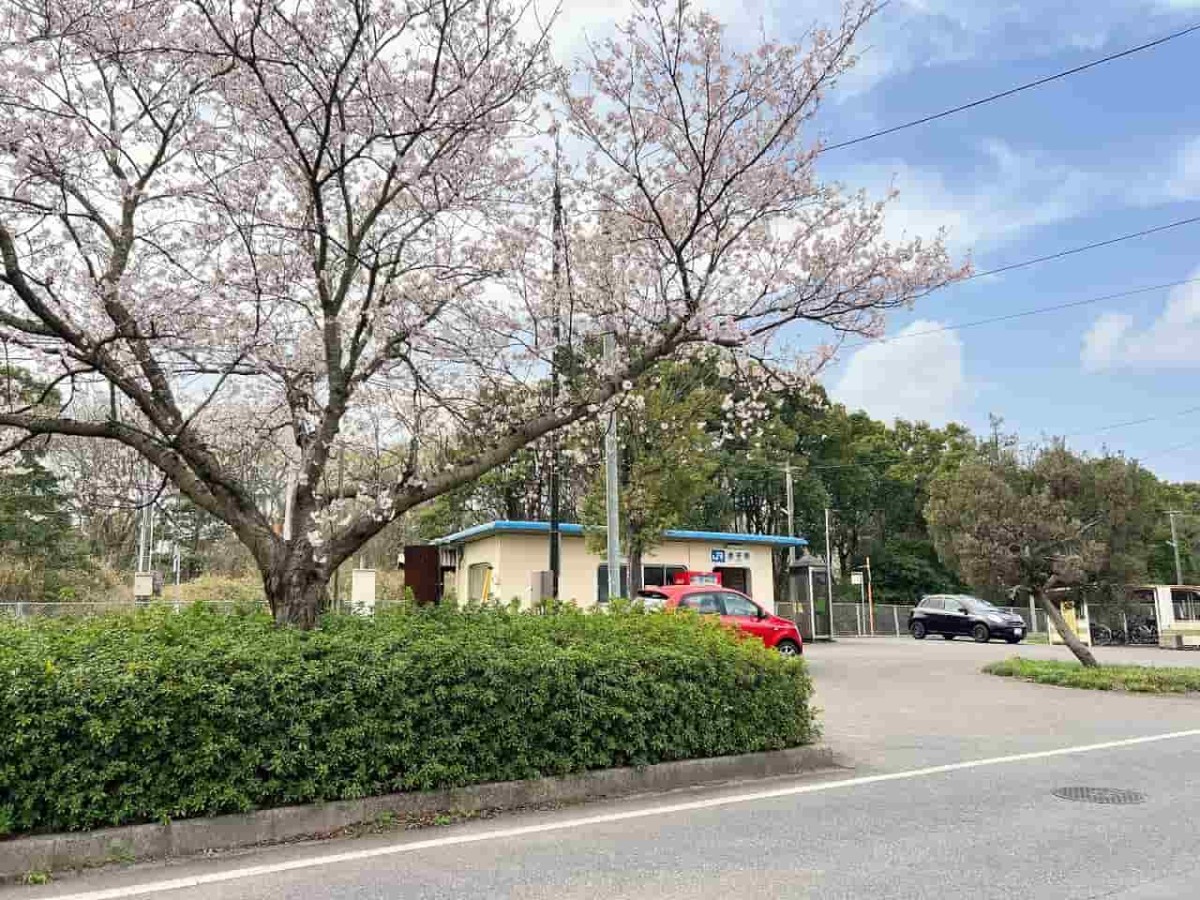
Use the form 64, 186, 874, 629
851, 570, 864, 636
866, 556, 875, 635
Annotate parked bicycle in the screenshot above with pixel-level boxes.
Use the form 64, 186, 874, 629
1129, 621, 1159, 645
1092, 620, 1157, 646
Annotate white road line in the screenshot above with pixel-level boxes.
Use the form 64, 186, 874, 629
39, 729, 1200, 900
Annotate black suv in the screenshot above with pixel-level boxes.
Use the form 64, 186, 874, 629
908, 595, 1026, 644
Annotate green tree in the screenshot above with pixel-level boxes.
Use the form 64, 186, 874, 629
1147, 483, 1199, 584
0, 367, 87, 599
779, 405, 971, 602
926, 445, 1156, 667
582, 363, 721, 596
0, 455, 78, 567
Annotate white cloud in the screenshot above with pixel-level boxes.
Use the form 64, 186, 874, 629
1081, 276, 1200, 370
1080, 312, 1135, 371
1166, 135, 1200, 201
831, 320, 968, 424
837, 139, 1107, 254
834, 0, 1200, 97
832, 129, 1200, 258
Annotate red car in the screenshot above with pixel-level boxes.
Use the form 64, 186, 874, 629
638, 584, 803, 657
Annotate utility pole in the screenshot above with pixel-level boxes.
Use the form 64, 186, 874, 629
784, 462, 795, 562
332, 449, 345, 610
136, 498, 146, 572
147, 500, 156, 573
824, 507, 834, 636
547, 139, 565, 600
988, 413, 1002, 463
865, 555, 875, 634
173, 543, 182, 609
1169, 511, 1184, 585
784, 461, 797, 619
604, 332, 622, 600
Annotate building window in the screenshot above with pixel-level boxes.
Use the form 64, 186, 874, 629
642, 564, 688, 587
719, 591, 760, 617
1172, 589, 1200, 622
596, 564, 629, 602
679, 592, 721, 614
467, 563, 493, 602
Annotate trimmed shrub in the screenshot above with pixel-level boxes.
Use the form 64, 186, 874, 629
0, 604, 816, 835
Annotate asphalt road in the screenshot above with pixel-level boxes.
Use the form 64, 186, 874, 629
11, 638, 1200, 900
813, 636, 1200, 770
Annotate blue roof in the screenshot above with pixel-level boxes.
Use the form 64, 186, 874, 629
434, 520, 807, 548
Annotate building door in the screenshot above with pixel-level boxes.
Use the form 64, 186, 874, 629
715, 566, 749, 595
403, 545, 440, 604
809, 569, 832, 640
718, 590, 773, 643
942, 598, 970, 635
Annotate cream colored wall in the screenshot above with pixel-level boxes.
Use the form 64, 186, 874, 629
646, 540, 776, 611
454, 535, 502, 602
449, 531, 779, 611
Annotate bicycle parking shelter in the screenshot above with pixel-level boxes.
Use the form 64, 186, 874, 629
1061, 584, 1200, 649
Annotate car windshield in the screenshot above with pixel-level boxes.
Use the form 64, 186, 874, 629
636, 591, 667, 611
965, 598, 999, 612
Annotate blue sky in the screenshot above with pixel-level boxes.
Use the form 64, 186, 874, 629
556, 0, 1200, 483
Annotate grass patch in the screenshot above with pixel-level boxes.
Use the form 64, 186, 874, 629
984, 657, 1200, 694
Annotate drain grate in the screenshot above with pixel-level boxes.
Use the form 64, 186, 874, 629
1052, 787, 1146, 805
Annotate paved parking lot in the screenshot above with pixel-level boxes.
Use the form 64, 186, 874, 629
809, 636, 1200, 771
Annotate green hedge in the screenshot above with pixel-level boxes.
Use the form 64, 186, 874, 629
0, 605, 816, 835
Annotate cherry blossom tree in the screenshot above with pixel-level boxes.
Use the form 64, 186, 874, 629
0, 0, 963, 626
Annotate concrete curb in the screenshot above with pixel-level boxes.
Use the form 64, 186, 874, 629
0, 745, 840, 879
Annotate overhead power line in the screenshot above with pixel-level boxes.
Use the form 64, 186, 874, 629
774, 405, 1200, 475
961, 215, 1200, 284
1139, 436, 1200, 462
878, 214, 1200, 314
823, 22, 1200, 152
840, 276, 1200, 350
1061, 406, 1200, 440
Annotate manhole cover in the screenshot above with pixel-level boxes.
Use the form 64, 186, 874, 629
1052, 787, 1146, 805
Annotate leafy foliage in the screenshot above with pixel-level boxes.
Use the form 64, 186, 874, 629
926, 445, 1156, 601
926, 444, 1158, 666
0, 605, 816, 834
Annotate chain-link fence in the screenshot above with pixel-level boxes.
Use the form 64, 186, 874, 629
0, 600, 267, 619
830, 603, 1052, 637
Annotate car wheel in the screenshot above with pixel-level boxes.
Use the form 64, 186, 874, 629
1006, 635, 1022, 644
942, 634, 955, 641
972, 623, 990, 643
776, 639, 801, 657
910, 621, 927, 640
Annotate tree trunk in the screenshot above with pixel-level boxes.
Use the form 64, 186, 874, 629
628, 544, 644, 598
1034, 589, 1098, 668
264, 555, 329, 629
